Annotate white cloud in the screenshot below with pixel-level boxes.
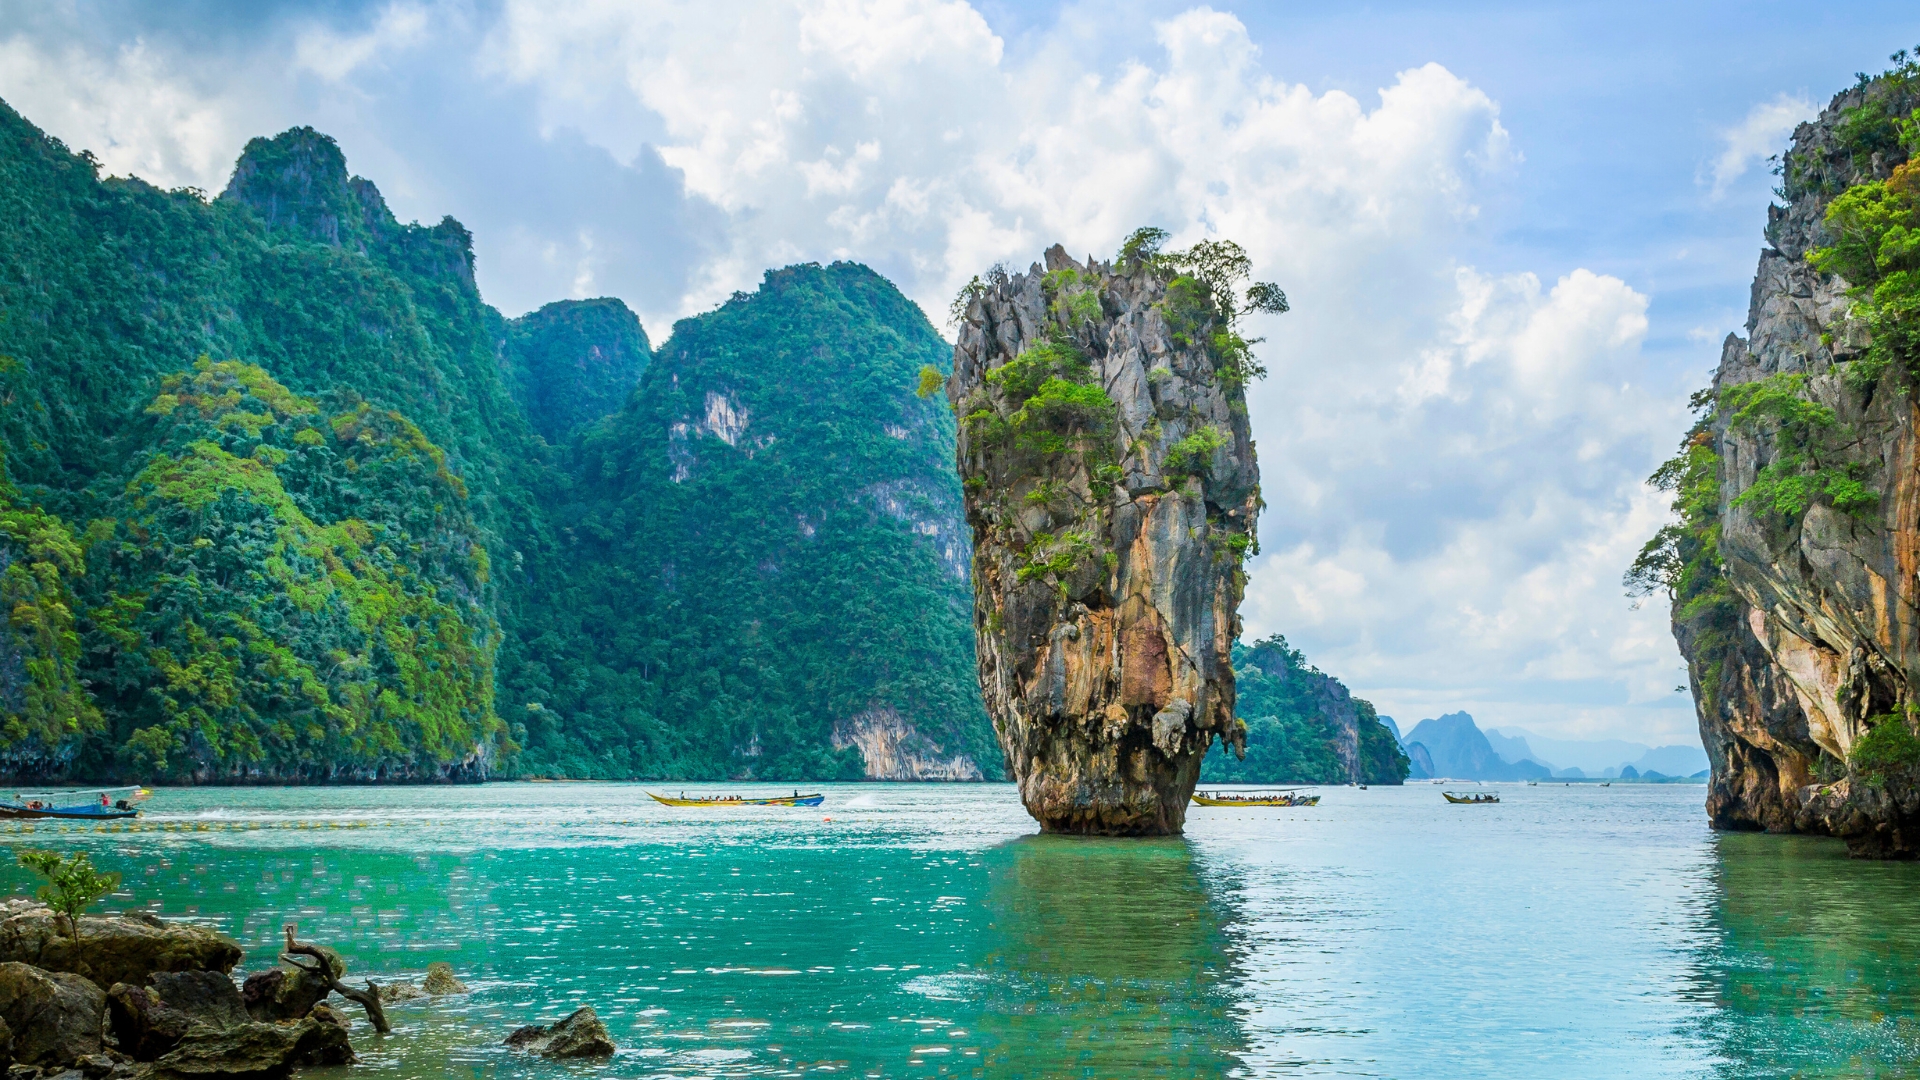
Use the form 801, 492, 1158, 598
0, 1, 1700, 745
0, 35, 253, 191
1708, 93, 1815, 198
481, 2, 1513, 317
292, 2, 434, 82
1244, 267, 1688, 743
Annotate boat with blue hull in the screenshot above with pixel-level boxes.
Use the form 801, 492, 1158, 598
0, 787, 151, 820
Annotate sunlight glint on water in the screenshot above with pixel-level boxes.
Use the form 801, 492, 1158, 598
3, 782, 1917, 1077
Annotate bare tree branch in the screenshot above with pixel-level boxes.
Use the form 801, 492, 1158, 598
282, 924, 390, 1034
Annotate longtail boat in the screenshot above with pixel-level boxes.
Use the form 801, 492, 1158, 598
1191, 790, 1320, 807
1442, 791, 1499, 805
647, 791, 826, 807
0, 786, 151, 820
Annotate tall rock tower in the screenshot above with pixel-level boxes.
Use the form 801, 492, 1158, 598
949, 241, 1268, 835
1641, 61, 1920, 856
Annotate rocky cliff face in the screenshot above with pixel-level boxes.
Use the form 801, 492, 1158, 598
1662, 66, 1920, 856
950, 244, 1260, 835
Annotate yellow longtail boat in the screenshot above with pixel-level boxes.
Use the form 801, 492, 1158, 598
1191, 790, 1320, 807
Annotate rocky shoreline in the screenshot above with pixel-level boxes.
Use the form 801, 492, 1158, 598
0, 898, 615, 1077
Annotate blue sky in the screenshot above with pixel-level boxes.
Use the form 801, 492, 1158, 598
3, 0, 1916, 748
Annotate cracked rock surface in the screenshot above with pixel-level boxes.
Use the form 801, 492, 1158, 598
1679, 74, 1920, 856
949, 245, 1258, 835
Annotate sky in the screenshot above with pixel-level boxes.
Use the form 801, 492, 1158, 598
2, 0, 1916, 749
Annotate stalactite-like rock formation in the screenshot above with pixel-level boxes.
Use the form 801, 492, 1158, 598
949, 243, 1262, 835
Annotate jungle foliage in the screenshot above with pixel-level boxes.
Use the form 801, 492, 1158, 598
508, 263, 997, 781
1200, 636, 1410, 786
0, 100, 993, 782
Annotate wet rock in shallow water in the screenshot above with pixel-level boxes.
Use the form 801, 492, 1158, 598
421, 962, 467, 995
949, 245, 1260, 835
107, 971, 249, 1061
239, 947, 340, 1022
504, 1006, 615, 1059
150, 1005, 354, 1075
374, 980, 426, 1004
0, 963, 104, 1067
0, 903, 242, 991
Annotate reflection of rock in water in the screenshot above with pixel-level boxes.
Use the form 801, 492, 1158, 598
975, 835, 1244, 1076
1690, 833, 1920, 1076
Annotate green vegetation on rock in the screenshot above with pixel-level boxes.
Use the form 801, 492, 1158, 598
1849, 712, 1920, 786
1721, 373, 1875, 518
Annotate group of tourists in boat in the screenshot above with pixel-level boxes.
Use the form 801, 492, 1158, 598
648, 790, 826, 807
1191, 790, 1321, 807
1442, 791, 1500, 804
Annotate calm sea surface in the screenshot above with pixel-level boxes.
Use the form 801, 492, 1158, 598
3, 781, 1918, 1078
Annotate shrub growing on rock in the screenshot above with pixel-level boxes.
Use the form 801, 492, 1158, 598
15, 850, 118, 941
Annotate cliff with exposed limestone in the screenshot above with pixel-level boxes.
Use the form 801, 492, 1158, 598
949, 242, 1263, 834
1651, 64, 1920, 856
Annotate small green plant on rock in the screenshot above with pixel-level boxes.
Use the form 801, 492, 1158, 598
17, 848, 121, 941
1721, 373, 1877, 518
915, 364, 945, 399
949, 275, 988, 327
1851, 711, 1920, 786
1165, 426, 1228, 477
1016, 530, 1099, 586
1116, 227, 1288, 386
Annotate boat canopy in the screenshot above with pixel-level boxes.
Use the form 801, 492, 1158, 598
5, 787, 150, 803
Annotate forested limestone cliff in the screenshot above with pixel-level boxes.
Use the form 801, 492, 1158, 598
0, 99, 991, 783
1199, 637, 1410, 786
511, 263, 995, 781
949, 236, 1272, 834
1635, 57, 1920, 855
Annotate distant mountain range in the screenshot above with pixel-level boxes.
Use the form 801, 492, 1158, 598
1392, 712, 1707, 781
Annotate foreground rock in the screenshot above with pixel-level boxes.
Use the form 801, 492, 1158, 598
380, 961, 468, 1004
422, 962, 467, 995
151, 1003, 354, 1075
504, 1006, 615, 1059
949, 244, 1260, 834
1655, 65, 1920, 856
0, 961, 103, 1067
0, 902, 242, 990
108, 970, 250, 1060
375, 981, 427, 1004
240, 947, 339, 1023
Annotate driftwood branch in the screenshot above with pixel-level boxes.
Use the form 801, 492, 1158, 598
282, 924, 390, 1034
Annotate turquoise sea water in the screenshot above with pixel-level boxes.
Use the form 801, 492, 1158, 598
2, 781, 1918, 1078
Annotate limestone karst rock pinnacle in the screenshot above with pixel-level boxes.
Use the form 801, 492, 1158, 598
948, 242, 1263, 835
1650, 66, 1920, 856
